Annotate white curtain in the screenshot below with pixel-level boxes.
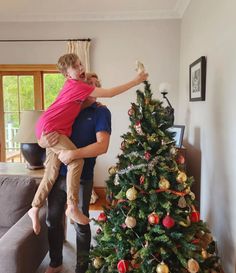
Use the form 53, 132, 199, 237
67, 40, 91, 72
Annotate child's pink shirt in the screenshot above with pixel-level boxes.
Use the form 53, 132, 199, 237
35, 79, 95, 139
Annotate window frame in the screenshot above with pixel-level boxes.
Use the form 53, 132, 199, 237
0, 64, 58, 161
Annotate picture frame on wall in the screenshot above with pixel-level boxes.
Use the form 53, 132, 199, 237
189, 56, 206, 101
168, 125, 185, 148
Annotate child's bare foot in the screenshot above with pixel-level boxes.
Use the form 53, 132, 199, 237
44, 265, 62, 273
65, 205, 90, 225
28, 207, 41, 235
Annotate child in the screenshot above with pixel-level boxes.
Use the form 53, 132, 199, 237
28, 53, 148, 234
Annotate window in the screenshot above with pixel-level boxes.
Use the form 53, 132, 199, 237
0, 65, 62, 162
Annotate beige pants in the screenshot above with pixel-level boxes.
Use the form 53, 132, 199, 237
32, 135, 84, 208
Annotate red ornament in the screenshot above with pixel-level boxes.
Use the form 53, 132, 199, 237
144, 151, 151, 161
162, 214, 175, 229
117, 260, 129, 273
176, 154, 185, 165
190, 210, 200, 222
148, 212, 159, 225
140, 175, 145, 184
128, 108, 134, 116
97, 212, 107, 222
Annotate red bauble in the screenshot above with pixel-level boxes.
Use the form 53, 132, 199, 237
162, 214, 175, 229
190, 211, 200, 222
148, 212, 160, 225
176, 154, 185, 165
117, 260, 129, 273
97, 212, 107, 222
144, 151, 151, 161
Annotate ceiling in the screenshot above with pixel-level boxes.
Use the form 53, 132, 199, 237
0, 0, 191, 22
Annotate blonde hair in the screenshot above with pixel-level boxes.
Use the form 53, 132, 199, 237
57, 53, 80, 76
86, 72, 101, 87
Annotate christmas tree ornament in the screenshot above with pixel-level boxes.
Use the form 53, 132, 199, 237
156, 261, 169, 273
162, 214, 175, 229
176, 171, 187, 183
125, 216, 137, 228
108, 166, 117, 175
93, 257, 103, 269
159, 177, 170, 190
185, 187, 191, 194
114, 174, 120, 185
117, 259, 129, 273
201, 249, 208, 259
96, 228, 102, 234
147, 134, 157, 142
178, 196, 187, 208
128, 108, 135, 116
97, 212, 107, 222
170, 147, 177, 155
189, 191, 196, 200
134, 121, 144, 135
178, 216, 191, 227
145, 98, 150, 105
187, 258, 200, 273
136, 60, 145, 73
121, 141, 126, 150
144, 151, 151, 161
140, 175, 145, 184
190, 206, 200, 222
148, 212, 160, 225
176, 154, 185, 165
126, 187, 138, 201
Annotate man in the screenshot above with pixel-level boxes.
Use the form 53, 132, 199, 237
40, 73, 111, 273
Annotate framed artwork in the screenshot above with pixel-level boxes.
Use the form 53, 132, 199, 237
189, 56, 206, 101
168, 125, 185, 148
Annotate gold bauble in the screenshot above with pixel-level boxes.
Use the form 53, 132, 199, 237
126, 187, 138, 201
176, 171, 187, 183
108, 166, 117, 175
159, 177, 170, 190
156, 262, 169, 273
125, 216, 137, 228
93, 257, 103, 269
178, 196, 187, 208
170, 147, 177, 155
187, 258, 200, 273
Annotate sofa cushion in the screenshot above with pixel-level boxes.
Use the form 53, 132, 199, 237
0, 175, 37, 228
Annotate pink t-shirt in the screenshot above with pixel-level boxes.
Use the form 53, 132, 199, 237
35, 79, 95, 139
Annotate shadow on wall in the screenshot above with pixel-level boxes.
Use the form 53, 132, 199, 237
183, 127, 201, 209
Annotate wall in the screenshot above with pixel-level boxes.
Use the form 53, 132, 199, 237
0, 19, 180, 187
178, 1, 236, 272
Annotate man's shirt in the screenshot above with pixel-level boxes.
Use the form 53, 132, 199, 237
60, 102, 111, 180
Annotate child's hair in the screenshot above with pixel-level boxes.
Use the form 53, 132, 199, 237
57, 53, 80, 76
86, 72, 101, 87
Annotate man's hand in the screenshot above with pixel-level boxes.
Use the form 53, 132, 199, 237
38, 131, 60, 148
58, 150, 76, 165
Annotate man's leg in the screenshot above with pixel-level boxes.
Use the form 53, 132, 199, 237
45, 175, 67, 273
74, 179, 93, 273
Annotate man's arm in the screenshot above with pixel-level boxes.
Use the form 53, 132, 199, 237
58, 131, 110, 165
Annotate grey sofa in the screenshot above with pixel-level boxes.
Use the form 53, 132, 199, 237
0, 175, 48, 273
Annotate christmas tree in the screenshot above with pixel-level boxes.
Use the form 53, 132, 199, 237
87, 81, 222, 273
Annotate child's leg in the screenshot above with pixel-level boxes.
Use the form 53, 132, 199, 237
51, 135, 89, 225
29, 148, 61, 234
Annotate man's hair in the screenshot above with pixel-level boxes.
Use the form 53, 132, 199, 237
86, 72, 101, 87
57, 53, 80, 76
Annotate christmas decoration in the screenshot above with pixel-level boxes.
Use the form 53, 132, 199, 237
148, 212, 159, 225
117, 259, 129, 273
125, 216, 137, 228
187, 258, 200, 273
126, 187, 138, 201
97, 212, 107, 222
156, 262, 169, 273
88, 81, 222, 273
162, 214, 175, 229
93, 257, 103, 269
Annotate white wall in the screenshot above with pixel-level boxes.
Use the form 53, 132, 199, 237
178, 1, 236, 272
0, 19, 180, 187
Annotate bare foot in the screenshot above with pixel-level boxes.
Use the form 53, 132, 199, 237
28, 207, 41, 235
65, 205, 90, 225
44, 265, 62, 273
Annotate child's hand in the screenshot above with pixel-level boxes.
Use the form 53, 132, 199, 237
134, 71, 149, 85
58, 150, 74, 165
39, 131, 59, 148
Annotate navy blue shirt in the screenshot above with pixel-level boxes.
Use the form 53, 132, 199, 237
60, 102, 111, 180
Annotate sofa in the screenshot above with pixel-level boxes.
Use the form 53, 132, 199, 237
0, 175, 48, 273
